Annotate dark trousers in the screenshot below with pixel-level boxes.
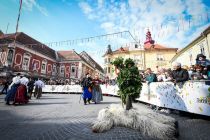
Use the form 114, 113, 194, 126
34, 86, 42, 99
28, 87, 34, 99
1, 86, 8, 94
83, 98, 91, 104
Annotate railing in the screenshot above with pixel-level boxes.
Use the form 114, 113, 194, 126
41, 80, 210, 116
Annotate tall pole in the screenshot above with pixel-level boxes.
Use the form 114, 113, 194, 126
14, 0, 22, 46
5, 23, 9, 34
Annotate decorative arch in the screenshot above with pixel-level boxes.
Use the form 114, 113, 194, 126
22, 52, 32, 71
7, 49, 14, 66
52, 64, 57, 75
47, 64, 52, 74
41, 59, 47, 73
60, 64, 65, 75
0, 49, 7, 65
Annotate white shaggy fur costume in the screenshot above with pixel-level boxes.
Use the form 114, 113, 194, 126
92, 104, 178, 139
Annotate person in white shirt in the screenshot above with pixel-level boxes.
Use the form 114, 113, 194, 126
13, 77, 29, 105
5, 73, 21, 105
34, 78, 45, 99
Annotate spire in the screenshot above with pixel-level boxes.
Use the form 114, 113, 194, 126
105, 44, 112, 55
144, 29, 155, 45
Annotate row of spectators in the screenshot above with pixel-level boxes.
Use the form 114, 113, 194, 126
141, 54, 210, 85
0, 54, 209, 89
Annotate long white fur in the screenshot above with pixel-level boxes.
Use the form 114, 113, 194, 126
92, 104, 177, 139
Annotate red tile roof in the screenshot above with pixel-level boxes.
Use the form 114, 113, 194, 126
109, 44, 177, 55
57, 51, 81, 60
112, 47, 129, 54
144, 43, 178, 50
0, 32, 56, 59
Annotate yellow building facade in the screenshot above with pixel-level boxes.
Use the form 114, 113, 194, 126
103, 30, 178, 79
170, 26, 210, 66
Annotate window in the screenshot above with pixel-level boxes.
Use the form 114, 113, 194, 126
41, 59, 47, 73
157, 54, 164, 61
108, 58, 111, 63
23, 58, 29, 70
53, 64, 56, 74
22, 53, 31, 70
108, 67, 110, 73
199, 43, 205, 55
135, 44, 138, 48
71, 66, 76, 78
7, 49, 14, 65
71, 67, 75, 73
134, 55, 141, 63
60, 66, 65, 74
42, 63, 46, 70
104, 59, 107, 63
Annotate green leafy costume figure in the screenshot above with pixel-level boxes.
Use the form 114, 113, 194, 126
112, 57, 142, 110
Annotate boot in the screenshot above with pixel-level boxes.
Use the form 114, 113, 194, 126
6, 101, 10, 105
83, 98, 87, 105
88, 99, 91, 104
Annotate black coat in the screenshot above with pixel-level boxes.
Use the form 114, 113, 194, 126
27, 80, 35, 90
172, 68, 189, 82
81, 77, 92, 88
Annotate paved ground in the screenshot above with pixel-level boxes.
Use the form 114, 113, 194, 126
0, 94, 210, 140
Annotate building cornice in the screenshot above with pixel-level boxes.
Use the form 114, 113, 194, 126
10, 43, 57, 62
170, 36, 204, 63
170, 25, 210, 63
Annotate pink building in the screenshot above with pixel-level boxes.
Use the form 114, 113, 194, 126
0, 32, 104, 81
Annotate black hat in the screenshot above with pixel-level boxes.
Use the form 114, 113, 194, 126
196, 54, 206, 60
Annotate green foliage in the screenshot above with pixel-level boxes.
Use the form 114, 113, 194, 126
112, 57, 142, 104
124, 58, 135, 68
208, 87, 210, 92
111, 57, 124, 69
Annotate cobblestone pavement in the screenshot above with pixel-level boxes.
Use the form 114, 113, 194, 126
0, 94, 210, 140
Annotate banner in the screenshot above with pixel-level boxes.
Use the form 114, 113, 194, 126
42, 81, 210, 116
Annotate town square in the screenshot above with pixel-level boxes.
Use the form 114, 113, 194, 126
0, 0, 210, 140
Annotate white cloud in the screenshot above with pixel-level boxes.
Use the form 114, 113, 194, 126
22, 0, 48, 16
79, 2, 92, 14
100, 22, 115, 33
79, 0, 210, 49
185, 0, 207, 16
77, 0, 210, 68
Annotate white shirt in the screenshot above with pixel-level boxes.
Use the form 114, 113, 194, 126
8, 76, 21, 90
20, 77, 29, 86
34, 80, 45, 88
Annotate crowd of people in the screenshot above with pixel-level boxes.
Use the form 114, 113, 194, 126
140, 54, 210, 86
0, 72, 103, 106
1, 73, 45, 105
139, 53, 210, 113
44, 79, 80, 85
0, 53, 209, 106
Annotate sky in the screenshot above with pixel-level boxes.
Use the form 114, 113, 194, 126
0, 0, 210, 66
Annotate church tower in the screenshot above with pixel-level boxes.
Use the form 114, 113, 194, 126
144, 29, 155, 45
